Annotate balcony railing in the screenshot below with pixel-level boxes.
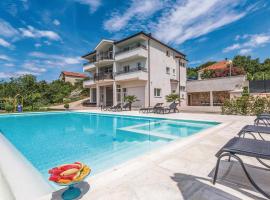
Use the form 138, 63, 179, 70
90, 72, 114, 81
115, 44, 147, 55
97, 51, 113, 61
115, 67, 147, 75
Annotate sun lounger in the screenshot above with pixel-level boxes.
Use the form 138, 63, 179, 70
122, 102, 131, 111
154, 102, 179, 114
139, 103, 163, 113
213, 137, 270, 199
254, 115, 270, 126
102, 103, 122, 111
238, 125, 270, 140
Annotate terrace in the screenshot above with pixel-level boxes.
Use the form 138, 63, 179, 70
18, 111, 268, 200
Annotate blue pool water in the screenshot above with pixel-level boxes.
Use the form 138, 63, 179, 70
0, 112, 218, 181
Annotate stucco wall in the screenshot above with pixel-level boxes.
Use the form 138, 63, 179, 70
149, 40, 186, 106
64, 76, 85, 85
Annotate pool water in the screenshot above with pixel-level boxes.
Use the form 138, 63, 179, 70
0, 112, 218, 181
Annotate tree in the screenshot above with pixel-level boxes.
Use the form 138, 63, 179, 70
123, 95, 137, 110
166, 93, 180, 103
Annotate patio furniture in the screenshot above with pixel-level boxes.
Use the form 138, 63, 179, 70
155, 102, 179, 114
102, 103, 122, 111
139, 103, 163, 113
213, 137, 270, 199
254, 115, 270, 127
122, 102, 131, 111
238, 125, 270, 140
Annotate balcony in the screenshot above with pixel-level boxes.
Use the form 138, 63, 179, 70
83, 79, 95, 88
83, 62, 96, 72
115, 45, 147, 62
115, 67, 148, 82
95, 51, 114, 66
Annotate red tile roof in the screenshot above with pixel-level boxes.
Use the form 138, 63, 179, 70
62, 71, 88, 78
199, 60, 231, 72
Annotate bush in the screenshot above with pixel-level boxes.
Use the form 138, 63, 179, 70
5, 103, 14, 112
222, 96, 270, 115
64, 103, 69, 109
165, 93, 180, 102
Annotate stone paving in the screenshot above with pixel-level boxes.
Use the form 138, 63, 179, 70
36, 111, 269, 200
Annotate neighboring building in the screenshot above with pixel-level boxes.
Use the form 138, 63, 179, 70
82, 31, 187, 107
59, 71, 88, 85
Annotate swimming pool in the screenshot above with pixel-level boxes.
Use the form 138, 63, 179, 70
0, 112, 218, 182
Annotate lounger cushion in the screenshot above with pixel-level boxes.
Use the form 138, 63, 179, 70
216, 137, 270, 160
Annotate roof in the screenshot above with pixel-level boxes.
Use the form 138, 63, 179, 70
199, 60, 231, 72
61, 71, 88, 78
82, 31, 186, 59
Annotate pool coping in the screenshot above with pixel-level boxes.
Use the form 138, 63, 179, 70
0, 110, 227, 200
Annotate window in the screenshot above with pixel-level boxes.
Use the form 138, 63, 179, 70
172, 90, 176, 93
154, 88, 161, 97
173, 69, 176, 75
166, 50, 170, 57
166, 67, 170, 74
123, 65, 130, 73
179, 60, 186, 68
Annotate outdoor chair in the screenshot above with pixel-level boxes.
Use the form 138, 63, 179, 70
122, 102, 131, 111
102, 103, 121, 111
155, 102, 179, 114
139, 103, 163, 113
213, 137, 270, 199
254, 115, 270, 127
238, 125, 270, 141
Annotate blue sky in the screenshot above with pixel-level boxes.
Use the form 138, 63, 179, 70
0, 0, 270, 81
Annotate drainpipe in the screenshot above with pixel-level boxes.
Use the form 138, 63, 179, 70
147, 36, 151, 107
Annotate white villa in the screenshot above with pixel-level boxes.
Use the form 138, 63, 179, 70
82, 31, 187, 107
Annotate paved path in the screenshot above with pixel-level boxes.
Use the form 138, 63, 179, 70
35, 111, 268, 200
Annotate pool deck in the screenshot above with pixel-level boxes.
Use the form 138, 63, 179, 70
6, 111, 270, 200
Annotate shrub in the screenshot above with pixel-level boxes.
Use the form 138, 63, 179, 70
222, 96, 270, 115
5, 103, 14, 112
165, 93, 180, 103
64, 103, 69, 109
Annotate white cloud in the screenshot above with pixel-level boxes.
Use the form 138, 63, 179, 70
23, 62, 47, 73
0, 19, 19, 38
239, 48, 252, 55
19, 26, 61, 41
0, 54, 12, 61
223, 33, 270, 54
74, 0, 101, 13
223, 44, 241, 52
152, 0, 251, 44
29, 51, 82, 66
16, 71, 40, 76
0, 72, 14, 78
35, 43, 42, 48
0, 38, 11, 48
4, 63, 15, 67
104, 0, 164, 32
53, 19, 60, 26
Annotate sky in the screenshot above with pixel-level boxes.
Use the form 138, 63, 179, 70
0, 0, 270, 81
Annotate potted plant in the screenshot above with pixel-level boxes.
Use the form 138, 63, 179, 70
64, 103, 70, 110
165, 93, 180, 103
123, 95, 137, 111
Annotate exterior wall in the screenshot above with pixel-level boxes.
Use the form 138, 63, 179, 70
187, 75, 246, 93
63, 76, 85, 85
149, 39, 186, 106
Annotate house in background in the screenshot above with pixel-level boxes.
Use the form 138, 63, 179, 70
59, 71, 88, 85
82, 31, 187, 107
186, 60, 247, 112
